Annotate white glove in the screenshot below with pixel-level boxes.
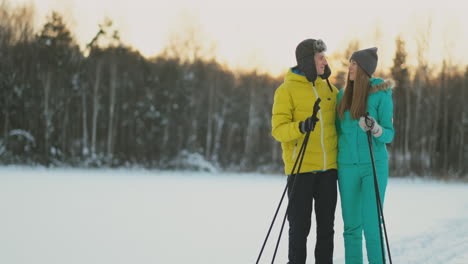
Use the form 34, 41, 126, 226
359, 116, 383, 137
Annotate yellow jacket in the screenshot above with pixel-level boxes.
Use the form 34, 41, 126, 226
272, 69, 338, 175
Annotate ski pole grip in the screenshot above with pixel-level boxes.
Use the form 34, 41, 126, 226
311, 98, 321, 119
364, 112, 373, 128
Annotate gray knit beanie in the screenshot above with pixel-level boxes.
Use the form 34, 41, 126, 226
350, 47, 378, 77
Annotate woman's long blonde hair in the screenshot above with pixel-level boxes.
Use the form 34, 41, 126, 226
338, 65, 371, 120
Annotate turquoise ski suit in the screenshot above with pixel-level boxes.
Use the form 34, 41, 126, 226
336, 78, 394, 264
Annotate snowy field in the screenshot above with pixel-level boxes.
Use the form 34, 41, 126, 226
0, 167, 467, 264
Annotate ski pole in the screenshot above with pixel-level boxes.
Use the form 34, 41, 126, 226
271, 124, 311, 264
256, 98, 321, 264
255, 130, 309, 264
365, 113, 393, 264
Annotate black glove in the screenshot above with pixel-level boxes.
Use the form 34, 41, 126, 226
299, 116, 319, 133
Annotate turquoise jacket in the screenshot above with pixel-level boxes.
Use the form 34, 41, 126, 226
336, 78, 394, 164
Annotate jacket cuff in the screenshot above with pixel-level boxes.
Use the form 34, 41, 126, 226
298, 121, 305, 134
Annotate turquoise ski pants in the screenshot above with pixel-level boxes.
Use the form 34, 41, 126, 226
338, 160, 388, 264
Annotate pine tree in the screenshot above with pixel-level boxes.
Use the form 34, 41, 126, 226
36, 11, 81, 165
390, 36, 410, 174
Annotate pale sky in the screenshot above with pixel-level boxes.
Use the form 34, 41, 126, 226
11, 0, 468, 76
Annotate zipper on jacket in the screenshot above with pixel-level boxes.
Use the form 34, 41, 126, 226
312, 85, 327, 170
291, 140, 298, 160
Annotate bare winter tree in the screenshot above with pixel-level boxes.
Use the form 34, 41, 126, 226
107, 60, 117, 157
90, 60, 102, 157
460, 67, 468, 176
412, 16, 433, 174
85, 18, 121, 160
0, 1, 36, 158
390, 36, 410, 175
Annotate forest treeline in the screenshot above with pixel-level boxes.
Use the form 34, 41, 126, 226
0, 3, 466, 178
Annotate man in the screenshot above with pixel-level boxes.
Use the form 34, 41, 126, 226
271, 39, 339, 264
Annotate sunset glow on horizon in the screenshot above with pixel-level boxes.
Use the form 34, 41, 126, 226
10, 0, 468, 76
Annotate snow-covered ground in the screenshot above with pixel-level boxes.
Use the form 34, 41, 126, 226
0, 167, 467, 264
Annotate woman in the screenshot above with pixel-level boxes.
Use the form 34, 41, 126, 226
336, 47, 394, 264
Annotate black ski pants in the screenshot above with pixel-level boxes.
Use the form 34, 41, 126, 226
287, 169, 338, 264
